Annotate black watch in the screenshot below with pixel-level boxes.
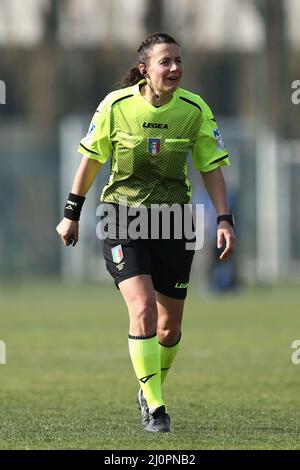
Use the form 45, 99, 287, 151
217, 214, 235, 227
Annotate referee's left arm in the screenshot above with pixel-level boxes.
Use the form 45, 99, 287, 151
201, 168, 236, 260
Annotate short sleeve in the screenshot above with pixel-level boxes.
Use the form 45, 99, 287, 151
192, 102, 230, 172
77, 98, 112, 163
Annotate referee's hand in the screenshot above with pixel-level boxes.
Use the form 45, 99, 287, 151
217, 221, 236, 260
56, 218, 79, 247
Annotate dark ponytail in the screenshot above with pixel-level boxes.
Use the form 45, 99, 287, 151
121, 32, 180, 88
121, 66, 144, 88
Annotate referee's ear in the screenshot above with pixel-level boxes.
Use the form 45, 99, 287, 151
139, 65, 146, 77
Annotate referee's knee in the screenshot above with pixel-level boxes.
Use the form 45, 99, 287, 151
129, 301, 157, 336
157, 327, 181, 347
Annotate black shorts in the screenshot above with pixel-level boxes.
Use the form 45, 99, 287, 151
101, 204, 195, 299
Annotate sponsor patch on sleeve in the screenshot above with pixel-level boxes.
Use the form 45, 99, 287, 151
213, 128, 225, 150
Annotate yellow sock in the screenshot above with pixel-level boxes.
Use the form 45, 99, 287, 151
128, 335, 164, 412
159, 334, 181, 385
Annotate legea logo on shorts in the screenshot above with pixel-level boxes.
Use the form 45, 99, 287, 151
175, 282, 189, 288
0, 80, 6, 104
0, 340, 6, 364
96, 196, 204, 251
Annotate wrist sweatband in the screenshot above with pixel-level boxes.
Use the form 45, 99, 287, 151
64, 193, 85, 221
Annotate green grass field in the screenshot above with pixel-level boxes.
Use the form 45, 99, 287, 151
1, 280, 300, 450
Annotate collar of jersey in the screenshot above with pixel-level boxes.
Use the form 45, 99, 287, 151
134, 79, 179, 112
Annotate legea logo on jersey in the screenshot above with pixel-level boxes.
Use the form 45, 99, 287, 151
143, 122, 168, 129
148, 138, 161, 155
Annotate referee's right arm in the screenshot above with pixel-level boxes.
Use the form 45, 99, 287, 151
71, 156, 102, 196
56, 156, 102, 246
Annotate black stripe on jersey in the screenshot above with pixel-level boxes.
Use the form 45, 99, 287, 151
179, 96, 202, 112
79, 142, 99, 156
112, 94, 133, 106
210, 154, 228, 165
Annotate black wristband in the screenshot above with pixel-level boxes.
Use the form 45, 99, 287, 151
217, 214, 235, 227
64, 193, 85, 221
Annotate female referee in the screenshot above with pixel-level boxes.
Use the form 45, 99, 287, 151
56, 32, 236, 433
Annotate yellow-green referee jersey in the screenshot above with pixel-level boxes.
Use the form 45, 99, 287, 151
78, 79, 229, 207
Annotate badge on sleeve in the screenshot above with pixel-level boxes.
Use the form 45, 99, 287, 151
213, 128, 225, 150
84, 122, 96, 144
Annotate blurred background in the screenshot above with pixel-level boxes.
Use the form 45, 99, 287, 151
1, 0, 300, 291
